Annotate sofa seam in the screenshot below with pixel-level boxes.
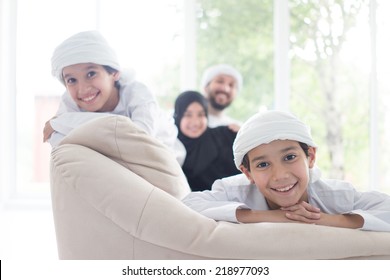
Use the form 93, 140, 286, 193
113, 117, 126, 165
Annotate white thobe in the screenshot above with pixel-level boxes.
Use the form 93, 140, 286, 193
48, 81, 184, 161
207, 113, 242, 128
182, 171, 390, 232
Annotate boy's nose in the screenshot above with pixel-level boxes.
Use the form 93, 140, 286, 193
272, 165, 290, 181
78, 81, 92, 94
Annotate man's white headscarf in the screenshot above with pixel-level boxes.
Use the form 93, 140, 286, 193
201, 64, 243, 92
51, 30, 121, 84
233, 110, 317, 169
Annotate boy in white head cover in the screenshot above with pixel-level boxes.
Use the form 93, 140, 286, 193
182, 110, 390, 231
43, 31, 181, 160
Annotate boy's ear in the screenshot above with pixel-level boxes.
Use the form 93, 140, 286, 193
308, 147, 317, 168
113, 71, 121, 81
240, 165, 255, 184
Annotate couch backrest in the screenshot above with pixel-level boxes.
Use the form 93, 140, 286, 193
59, 115, 191, 199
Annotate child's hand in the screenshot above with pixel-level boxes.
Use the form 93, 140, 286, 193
282, 202, 364, 229
43, 117, 56, 142
281, 201, 321, 223
227, 123, 240, 133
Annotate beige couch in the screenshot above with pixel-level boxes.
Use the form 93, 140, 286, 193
50, 115, 390, 259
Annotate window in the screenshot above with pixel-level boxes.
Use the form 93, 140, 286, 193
195, 0, 390, 193
1, 0, 389, 208
1, 0, 186, 205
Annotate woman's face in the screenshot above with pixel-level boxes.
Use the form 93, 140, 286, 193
180, 102, 208, 138
240, 140, 316, 209
62, 63, 120, 112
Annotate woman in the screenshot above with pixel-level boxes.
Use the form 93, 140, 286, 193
174, 91, 240, 191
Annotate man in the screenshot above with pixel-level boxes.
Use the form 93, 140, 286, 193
200, 64, 243, 128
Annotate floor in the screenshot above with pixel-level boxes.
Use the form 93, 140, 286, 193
0, 206, 57, 260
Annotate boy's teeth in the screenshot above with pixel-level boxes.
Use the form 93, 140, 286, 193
275, 184, 294, 192
82, 94, 96, 101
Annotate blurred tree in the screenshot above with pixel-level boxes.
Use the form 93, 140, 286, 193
196, 0, 274, 121
196, 0, 368, 180
289, 0, 367, 179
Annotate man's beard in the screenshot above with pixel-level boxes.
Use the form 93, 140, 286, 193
209, 95, 232, 111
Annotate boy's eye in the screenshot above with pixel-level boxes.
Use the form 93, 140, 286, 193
87, 71, 97, 78
257, 162, 269, 168
66, 78, 76, 85
285, 154, 296, 161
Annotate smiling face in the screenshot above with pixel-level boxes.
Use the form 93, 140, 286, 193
204, 74, 238, 111
179, 101, 208, 138
240, 140, 316, 209
62, 63, 120, 112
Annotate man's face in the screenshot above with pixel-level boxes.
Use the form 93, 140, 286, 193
204, 74, 238, 111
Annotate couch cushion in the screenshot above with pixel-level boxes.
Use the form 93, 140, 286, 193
51, 144, 390, 259
59, 115, 190, 199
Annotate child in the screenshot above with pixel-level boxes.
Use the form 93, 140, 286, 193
182, 110, 390, 231
43, 30, 181, 160
173, 91, 240, 191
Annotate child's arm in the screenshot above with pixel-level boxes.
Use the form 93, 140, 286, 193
43, 92, 80, 144
43, 117, 56, 142
236, 209, 292, 223
182, 189, 247, 222
281, 202, 363, 229
122, 82, 160, 137
237, 201, 321, 224
45, 112, 111, 147
237, 201, 363, 229
313, 213, 364, 229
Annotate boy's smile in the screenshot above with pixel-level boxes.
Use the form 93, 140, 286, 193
241, 140, 316, 210
62, 63, 120, 112
270, 182, 297, 193
79, 91, 100, 103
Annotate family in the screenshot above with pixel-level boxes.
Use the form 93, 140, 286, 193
43, 30, 390, 232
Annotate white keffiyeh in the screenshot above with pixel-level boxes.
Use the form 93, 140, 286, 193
200, 64, 243, 92
51, 30, 121, 84
233, 110, 318, 169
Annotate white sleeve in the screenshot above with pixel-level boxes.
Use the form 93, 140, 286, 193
122, 82, 159, 137
350, 191, 390, 232
174, 139, 187, 166
56, 92, 79, 115
47, 131, 67, 148
121, 82, 178, 154
182, 174, 251, 222
48, 112, 110, 147
182, 190, 247, 223
129, 101, 159, 136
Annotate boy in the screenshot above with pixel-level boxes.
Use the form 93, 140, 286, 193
43, 31, 182, 160
182, 110, 390, 231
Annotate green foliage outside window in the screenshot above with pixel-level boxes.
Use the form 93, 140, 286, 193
195, 0, 374, 188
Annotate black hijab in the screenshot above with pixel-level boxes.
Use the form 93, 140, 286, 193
174, 91, 240, 191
